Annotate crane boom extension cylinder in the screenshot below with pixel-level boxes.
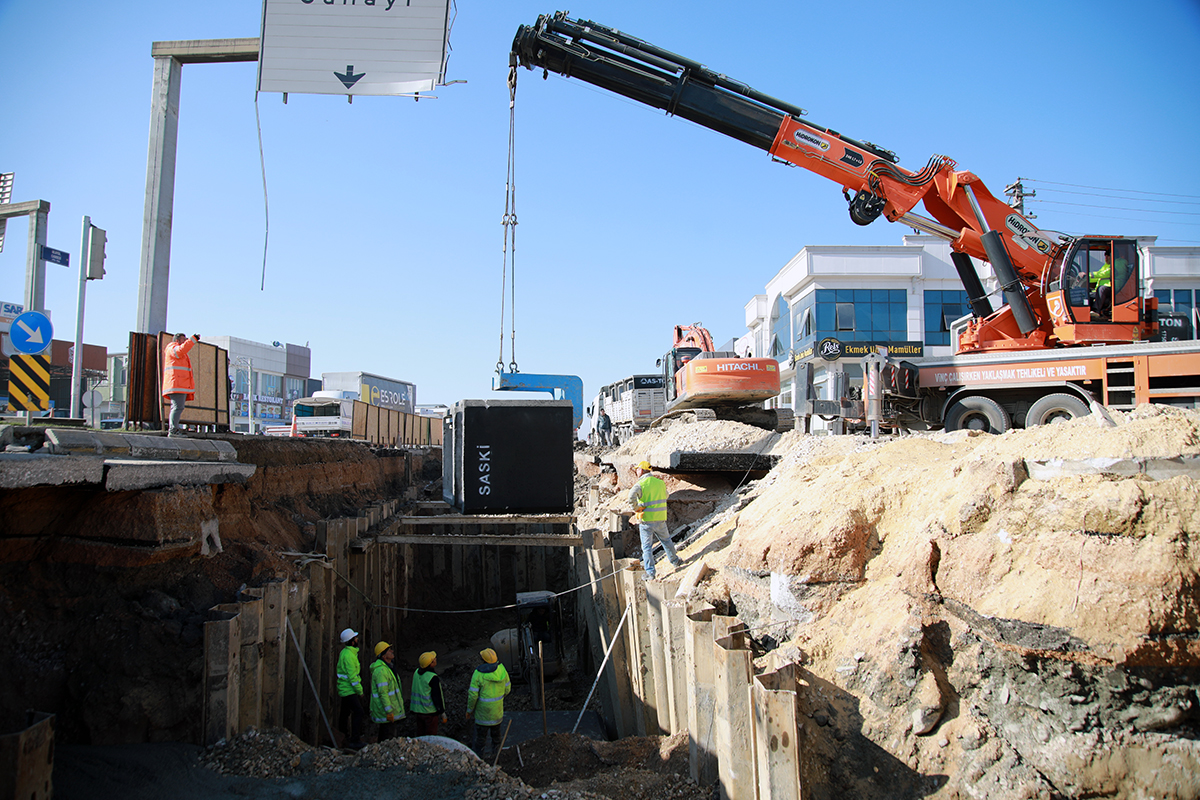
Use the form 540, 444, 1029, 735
981, 231, 1038, 335
950, 252, 994, 319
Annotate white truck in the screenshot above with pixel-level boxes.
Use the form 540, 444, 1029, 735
587, 374, 667, 446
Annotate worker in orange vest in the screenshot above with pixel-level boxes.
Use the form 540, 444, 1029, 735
163, 333, 200, 438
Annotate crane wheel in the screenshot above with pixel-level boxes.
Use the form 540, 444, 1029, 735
944, 396, 1011, 434
1025, 393, 1090, 427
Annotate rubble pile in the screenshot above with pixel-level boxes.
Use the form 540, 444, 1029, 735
197, 727, 703, 800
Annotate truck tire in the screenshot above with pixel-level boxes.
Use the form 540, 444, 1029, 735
1026, 393, 1090, 427
944, 396, 1011, 434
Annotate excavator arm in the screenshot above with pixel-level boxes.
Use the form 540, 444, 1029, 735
511, 12, 1102, 350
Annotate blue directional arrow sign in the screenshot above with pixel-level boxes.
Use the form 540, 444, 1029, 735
10, 310, 52, 355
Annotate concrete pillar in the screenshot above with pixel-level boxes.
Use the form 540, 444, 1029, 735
261, 579, 287, 728
203, 604, 241, 746
752, 663, 802, 800
714, 619, 756, 799
287, 577, 312, 739
136, 54, 181, 334
685, 602, 719, 786
237, 592, 264, 734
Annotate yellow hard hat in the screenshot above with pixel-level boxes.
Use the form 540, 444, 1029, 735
637, 460, 651, 471
419, 651, 437, 668
374, 641, 392, 657
480, 648, 498, 664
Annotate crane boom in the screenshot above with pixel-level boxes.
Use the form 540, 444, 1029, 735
511, 12, 1160, 354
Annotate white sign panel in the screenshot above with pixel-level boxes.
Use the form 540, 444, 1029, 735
258, 0, 451, 96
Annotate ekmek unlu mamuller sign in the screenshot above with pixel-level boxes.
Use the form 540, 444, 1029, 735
257, 0, 451, 96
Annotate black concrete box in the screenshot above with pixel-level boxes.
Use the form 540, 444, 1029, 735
442, 399, 574, 514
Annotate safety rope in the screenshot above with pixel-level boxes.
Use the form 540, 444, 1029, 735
497, 63, 520, 375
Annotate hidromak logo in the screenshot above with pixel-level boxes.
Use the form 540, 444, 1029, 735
792, 129, 831, 152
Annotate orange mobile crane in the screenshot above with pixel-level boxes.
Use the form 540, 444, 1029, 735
512, 13, 1200, 431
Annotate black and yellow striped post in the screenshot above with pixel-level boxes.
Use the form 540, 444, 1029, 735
7, 354, 51, 411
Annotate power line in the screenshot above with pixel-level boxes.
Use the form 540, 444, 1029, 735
1031, 199, 1200, 217
1022, 177, 1200, 200
1034, 187, 1200, 207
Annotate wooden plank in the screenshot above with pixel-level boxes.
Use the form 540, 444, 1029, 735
237, 593, 264, 734
261, 580, 287, 728
0, 711, 54, 800
392, 515, 575, 526
203, 605, 241, 746
376, 534, 583, 547
285, 578, 308, 736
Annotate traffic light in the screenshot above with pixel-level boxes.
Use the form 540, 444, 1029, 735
86, 225, 106, 280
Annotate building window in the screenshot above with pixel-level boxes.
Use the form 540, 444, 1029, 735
769, 295, 791, 358
925, 290, 969, 346
835, 302, 855, 331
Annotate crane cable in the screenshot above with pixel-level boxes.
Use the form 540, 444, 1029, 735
497, 62, 520, 375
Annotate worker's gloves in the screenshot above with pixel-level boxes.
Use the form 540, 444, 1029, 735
442, 713, 449, 724
387, 713, 395, 722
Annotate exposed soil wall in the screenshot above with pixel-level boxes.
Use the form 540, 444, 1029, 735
0, 436, 433, 743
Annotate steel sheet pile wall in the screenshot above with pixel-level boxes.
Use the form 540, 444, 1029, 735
202, 501, 403, 747
575, 531, 805, 799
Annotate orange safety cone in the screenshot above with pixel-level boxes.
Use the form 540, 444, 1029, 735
289, 412, 298, 437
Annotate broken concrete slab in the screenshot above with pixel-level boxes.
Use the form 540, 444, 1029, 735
666, 450, 779, 472
103, 458, 256, 492
43, 430, 240, 462
0, 452, 106, 488
1025, 454, 1200, 480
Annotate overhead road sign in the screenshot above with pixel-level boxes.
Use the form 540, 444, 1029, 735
10, 310, 52, 354
257, 0, 452, 97
8, 354, 50, 412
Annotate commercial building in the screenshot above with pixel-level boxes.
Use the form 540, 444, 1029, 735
744, 235, 1200, 431
203, 336, 315, 434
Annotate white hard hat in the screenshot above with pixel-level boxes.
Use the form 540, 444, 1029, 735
340, 628, 358, 643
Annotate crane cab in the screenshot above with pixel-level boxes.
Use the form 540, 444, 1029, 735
1045, 237, 1158, 344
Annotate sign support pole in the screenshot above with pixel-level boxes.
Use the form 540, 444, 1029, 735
70, 215, 91, 420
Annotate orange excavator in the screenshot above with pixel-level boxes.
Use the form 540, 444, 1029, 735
657, 323, 793, 431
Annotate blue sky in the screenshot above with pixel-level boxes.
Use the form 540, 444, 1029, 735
2, 0, 1198, 407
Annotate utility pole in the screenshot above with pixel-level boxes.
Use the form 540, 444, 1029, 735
1004, 177, 1036, 219
69, 217, 107, 420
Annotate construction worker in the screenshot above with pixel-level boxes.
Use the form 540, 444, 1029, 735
629, 460, 684, 579
161, 333, 200, 437
369, 641, 405, 742
410, 651, 448, 736
596, 407, 613, 446
465, 648, 510, 759
335, 628, 367, 749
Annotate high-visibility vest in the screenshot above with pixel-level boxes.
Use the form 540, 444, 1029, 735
635, 474, 668, 522
369, 658, 404, 723
162, 338, 196, 400
466, 663, 510, 725
410, 668, 443, 714
336, 645, 363, 697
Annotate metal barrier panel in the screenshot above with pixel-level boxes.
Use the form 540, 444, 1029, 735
753, 663, 802, 800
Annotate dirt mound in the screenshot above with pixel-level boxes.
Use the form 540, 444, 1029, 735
658, 405, 1200, 799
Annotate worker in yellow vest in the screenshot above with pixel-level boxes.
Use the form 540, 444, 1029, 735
411, 651, 448, 736
465, 648, 510, 759
629, 460, 684, 579
335, 628, 366, 749
369, 641, 405, 742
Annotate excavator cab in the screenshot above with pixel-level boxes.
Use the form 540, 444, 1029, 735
1046, 237, 1154, 340
658, 346, 702, 404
